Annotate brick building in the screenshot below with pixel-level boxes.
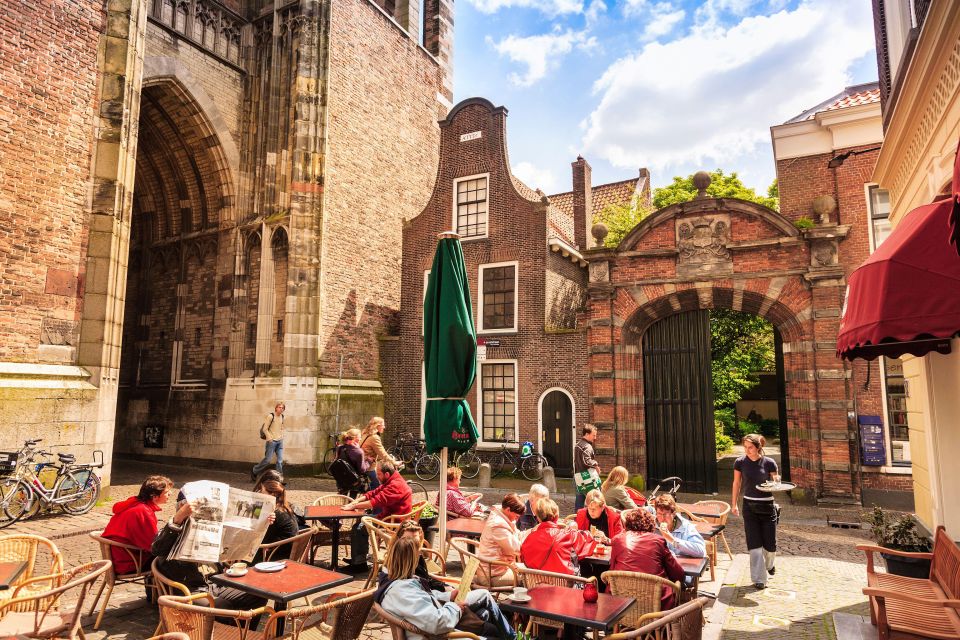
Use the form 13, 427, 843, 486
0, 0, 452, 482
385, 98, 648, 475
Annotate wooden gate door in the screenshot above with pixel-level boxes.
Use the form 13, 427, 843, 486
642, 310, 717, 493
541, 390, 573, 476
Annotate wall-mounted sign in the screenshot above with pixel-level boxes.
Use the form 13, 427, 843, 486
477, 345, 487, 361
460, 131, 482, 142
485, 339, 501, 347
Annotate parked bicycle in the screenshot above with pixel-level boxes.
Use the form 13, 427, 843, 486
454, 445, 481, 479
321, 432, 341, 474
490, 440, 547, 481
0, 439, 104, 528
413, 441, 484, 481
386, 432, 423, 467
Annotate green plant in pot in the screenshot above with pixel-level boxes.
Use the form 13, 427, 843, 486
862, 506, 933, 578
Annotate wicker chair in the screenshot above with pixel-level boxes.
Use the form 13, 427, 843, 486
601, 570, 682, 631
261, 588, 376, 639
448, 537, 517, 597
88, 530, 155, 629
310, 494, 352, 564
382, 501, 429, 525
361, 516, 400, 588
0, 559, 110, 640
692, 500, 732, 560
0, 533, 65, 610
373, 602, 481, 640
675, 506, 715, 582
259, 529, 315, 564
148, 634, 191, 640
157, 593, 274, 640
516, 567, 597, 637
151, 557, 193, 635
604, 596, 708, 640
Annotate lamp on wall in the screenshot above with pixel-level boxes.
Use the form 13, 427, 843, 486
827, 146, 882, 168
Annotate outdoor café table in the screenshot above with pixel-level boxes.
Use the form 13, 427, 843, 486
677, 502, 723, 519
499, 585, 634, 639
0, 562, 26, 590
429, 517, 486, 538
209, 561, 351, 635
581, 549, 708, 583
302, 504, 366, 570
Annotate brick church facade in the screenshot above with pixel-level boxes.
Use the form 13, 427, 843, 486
0, 0, 452, 482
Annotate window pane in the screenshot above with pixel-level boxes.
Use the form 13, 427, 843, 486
481, 362, 515, 442
456, 176, 488, 238
481, 265, 516, 330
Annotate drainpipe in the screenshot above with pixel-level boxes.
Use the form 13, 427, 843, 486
610, 294, 619, 466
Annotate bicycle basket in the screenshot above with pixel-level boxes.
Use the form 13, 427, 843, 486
520, 441, 533, 458
0, 452, 16, 474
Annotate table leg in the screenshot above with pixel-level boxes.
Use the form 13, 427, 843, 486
330, 522, 340, 572
276, 600, 287, 636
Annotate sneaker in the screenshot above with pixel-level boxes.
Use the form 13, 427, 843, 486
754, 582, 765, 590
768, 567, 776, 576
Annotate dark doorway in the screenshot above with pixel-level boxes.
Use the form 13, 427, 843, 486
642, 310, 717, 493
541, 389, 574, 476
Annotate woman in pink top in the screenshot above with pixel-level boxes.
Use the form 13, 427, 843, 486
435, 467, 484, 518
476, 493, 525, 586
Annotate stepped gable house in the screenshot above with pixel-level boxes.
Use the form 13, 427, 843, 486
385, 98, 648, 476
0, 0, 453, 482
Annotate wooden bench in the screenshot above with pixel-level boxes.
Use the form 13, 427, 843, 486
856, 525, 960, 639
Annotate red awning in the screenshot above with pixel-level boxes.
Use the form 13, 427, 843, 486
837, 197, 960, 360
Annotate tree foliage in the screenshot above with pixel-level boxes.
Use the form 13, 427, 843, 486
594, 201, 654, 248
652, 169, 779, 211
710, 309, 775, 408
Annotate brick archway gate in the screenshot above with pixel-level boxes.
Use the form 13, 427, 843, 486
584, 186, 860, 503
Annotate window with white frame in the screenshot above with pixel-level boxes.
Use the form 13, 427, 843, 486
867, 184, 910, 467
479, 361, 516, 442
454, 174, 488, 238
478, 262, 517, 332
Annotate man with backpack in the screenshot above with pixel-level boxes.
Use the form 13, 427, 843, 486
252, 402, 285, 481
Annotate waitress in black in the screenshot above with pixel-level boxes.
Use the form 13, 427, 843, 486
731, 433, 779, 589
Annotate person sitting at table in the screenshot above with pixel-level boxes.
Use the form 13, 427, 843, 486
252, 479, 299, 563
102, 475, 173, 578
575, 489, 623, 543
377, 535, 514, 640
476, 493, 525, 587
610, 508, 685, 609
435, 467, 484, 519
651, 494, 705, 559
152, 497, 269, 615
517, 483, 549, 532
253, 468, 310, 530
521, 498, 597, 575
379, 520, 448, 592
342, 460, 413, 572
602, 466, 639, 511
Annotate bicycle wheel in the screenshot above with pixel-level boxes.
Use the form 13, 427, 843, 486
0, 478, 33, 528
57, 469, 101, 515
456, 451, 481, 479
489, 453, 508, 477
415, 454, 441, 481
322, 447, 337, 475
407, 481, 430, 505
521, 454, 547, 481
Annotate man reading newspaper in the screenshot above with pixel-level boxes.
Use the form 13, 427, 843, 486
152, 481, 276, 615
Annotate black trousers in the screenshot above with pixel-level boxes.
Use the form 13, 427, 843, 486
742, 499, 778, 552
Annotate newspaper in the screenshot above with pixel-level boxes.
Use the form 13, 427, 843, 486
170, 481, 275, 564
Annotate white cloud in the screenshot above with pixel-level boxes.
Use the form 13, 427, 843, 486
467, 0, 584, 15
581, 0, 874, 175
513, 161, 561, 193
622, 1, 686, 42
585, 0, 607, 25
488, 28, 597, 86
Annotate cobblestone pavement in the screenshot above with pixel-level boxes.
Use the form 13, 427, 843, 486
1, 459, 874, 639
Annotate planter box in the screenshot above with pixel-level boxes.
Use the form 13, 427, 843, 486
881, 552, 931, 578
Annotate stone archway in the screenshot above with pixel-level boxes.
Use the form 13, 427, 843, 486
584, 180, 857, 503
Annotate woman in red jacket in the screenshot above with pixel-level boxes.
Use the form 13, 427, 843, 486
520, 498, 596, 575
102, 475, 173, 575
609, 508, 685, 609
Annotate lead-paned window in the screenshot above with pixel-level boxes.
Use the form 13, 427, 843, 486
456, 176, 488, 238
481, 362, 515, 442
481, 265, 515, 330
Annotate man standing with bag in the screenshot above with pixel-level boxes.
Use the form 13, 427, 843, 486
252, 402, 285, 481
574, 424, 601, 511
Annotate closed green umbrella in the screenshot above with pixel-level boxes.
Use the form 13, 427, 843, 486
423, 232, 479, 551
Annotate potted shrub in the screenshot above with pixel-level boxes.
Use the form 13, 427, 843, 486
862, 506, 932, 578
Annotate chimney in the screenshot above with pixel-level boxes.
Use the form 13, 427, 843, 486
572, 156, 593, 249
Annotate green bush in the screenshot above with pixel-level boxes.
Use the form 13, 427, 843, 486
795, 216, 815, 229
715, 421, 734, 455
626, 475, 645, 492
759, 418, 780, 438
715, 407, 742, 440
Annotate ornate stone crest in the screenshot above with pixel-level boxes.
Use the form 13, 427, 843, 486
675, 214, 732, 277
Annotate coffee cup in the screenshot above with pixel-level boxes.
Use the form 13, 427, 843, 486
512, 587, 528, 598
230, 562, 247, 572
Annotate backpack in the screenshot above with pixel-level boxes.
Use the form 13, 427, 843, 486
329, 448, 363, 491
259, 414, 274, 440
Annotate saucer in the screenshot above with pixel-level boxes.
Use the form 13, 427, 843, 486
254, 562, 286, 572
225, 569, 248, 577
508, 594, 532, 602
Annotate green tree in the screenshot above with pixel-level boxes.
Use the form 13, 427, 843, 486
710, 309, 775, 408
594, 201, 654, 248
652, 169, 779, 211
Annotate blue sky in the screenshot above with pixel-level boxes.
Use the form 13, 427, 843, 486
452, 0, 879, 196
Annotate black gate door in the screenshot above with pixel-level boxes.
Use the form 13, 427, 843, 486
541, 390, 573, 476
642, 310, 717, 493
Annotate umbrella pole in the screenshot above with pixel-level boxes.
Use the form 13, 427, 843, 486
438, 447, 448, 559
